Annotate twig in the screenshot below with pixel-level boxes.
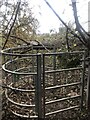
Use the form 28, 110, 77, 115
71, 1, 90, 49
71, 2, 87, 42
35, 40, 51, 52
66, 28, 70, 51
2, 1, 21, 49
2, 7, 16, 33
9, 35, 30, 45
44, 0, 88, 48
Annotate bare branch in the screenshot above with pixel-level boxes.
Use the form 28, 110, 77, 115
2, 1, 21, 49
35, 39, 51, 52
13, 18, 35, 31
44, 0, 87, 48
2, 7, 16, 33
66, 28, 70, 51
71, 1, 90, 49
71, 2, 87, 41
2, 35, 30, 45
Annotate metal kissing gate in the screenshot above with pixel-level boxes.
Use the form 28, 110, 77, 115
2, 47, 86, 119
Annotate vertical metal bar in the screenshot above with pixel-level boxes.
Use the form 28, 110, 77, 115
32, 48, 35, 73
80, 52, 86, 110
53, 47, 56, 85
12, 73, 19, 83
10, 49, 13, 71
35, 54, 42, 118
2, 55, 6, 79
87, 51, 90, 111
13, 74, 16, 83
0, 48, 2, 120
42, 54, 45, 119
35, 74, 38, 115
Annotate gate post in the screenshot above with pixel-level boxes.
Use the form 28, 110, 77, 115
42, 54, 45, 119
87, 52, 90, 115
53, 47, 56, 85
80, 52, 85, 110
35, 54, 42, 119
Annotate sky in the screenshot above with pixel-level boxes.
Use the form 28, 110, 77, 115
29, 0, 90, 34
1, 0, 89, 33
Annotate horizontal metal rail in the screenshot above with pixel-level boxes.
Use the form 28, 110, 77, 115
1, 45, 54, 53
5, 90, 35, 107
45, 82, 81, 90
1, 49, 85, 57
2, 57, 37, 73
14, 66, 37, 73
45, 67, 83, 73
2, 50, 85, 119
2, 45, 32, 51
43, 51, 85, 56
7, 85, 35, 92
0, 83, 35, 92
45, 105, 80, 116
45, 95, 81, 105
11, 110, 38, 119
1, 49, 41, 57
2, 63, 37, 75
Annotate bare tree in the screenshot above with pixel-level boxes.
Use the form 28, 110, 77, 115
2, 1, 21, 49
1, 0, 39, 48
71, 0, 90, 50
44, 0, 90, 50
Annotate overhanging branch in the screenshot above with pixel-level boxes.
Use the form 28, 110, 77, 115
44, 0, 88, 48
2, 1, 21, 49
71, 2, 87, 41
71, 0, 90, 49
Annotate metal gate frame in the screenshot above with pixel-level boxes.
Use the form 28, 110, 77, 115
2, 48, 86, 119
42, 51, 86, 118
